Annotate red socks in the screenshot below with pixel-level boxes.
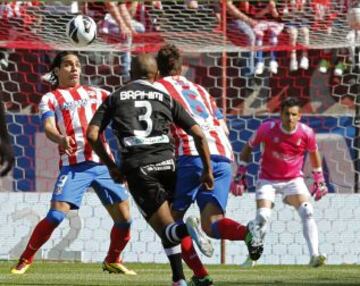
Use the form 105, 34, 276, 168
105, 225, 131, 263
181, 236, 208, 278
20, 218, 57, 262
212, 218, 247, 241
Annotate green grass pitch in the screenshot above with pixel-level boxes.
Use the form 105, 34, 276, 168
1, 261, 359, 285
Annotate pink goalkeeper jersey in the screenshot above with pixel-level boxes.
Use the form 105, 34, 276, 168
249, 119, 318, 180
154, 76, 233, 161
39, 85, 112, 167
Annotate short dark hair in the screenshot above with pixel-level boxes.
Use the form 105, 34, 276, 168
130, 53, 158, 81
48, 51, 78, 86
156, 44, 182, 76
280, 97, 301, 112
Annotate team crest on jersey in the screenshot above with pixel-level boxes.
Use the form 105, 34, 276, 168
273, 137, 280, 143
296, 139, 301, 146
87, 90, 97, 99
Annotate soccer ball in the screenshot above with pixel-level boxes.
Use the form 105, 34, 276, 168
66, 15, 97, 47
348, 6, 360, 30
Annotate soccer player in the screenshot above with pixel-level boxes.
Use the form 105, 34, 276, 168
0, 100, 14, 177
231, 97, 328, 267
87, 53, 214, 286
154, 44, 263, 286
11, 51, 136, 276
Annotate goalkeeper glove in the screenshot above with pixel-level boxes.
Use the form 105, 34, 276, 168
230, 163, 247, 196
310, 170, 328, 201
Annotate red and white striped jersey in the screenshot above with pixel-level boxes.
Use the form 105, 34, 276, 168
39, 85, 113, 167
154, 76, 233, 161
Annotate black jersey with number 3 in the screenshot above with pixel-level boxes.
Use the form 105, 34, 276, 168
90, 79, 197, 170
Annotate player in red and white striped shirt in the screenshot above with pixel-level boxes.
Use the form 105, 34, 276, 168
155, 44, 262, 286
11, 51, 135, 276
39, 80, 112, 167
156, 76, 233, 160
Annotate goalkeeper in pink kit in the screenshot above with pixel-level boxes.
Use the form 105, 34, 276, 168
231, 97, 327, 267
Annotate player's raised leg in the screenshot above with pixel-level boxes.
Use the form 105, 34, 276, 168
240, 185, 274, 266
172, 208, 213, 286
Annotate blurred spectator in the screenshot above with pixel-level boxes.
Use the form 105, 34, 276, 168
213, 0, 258, 75
0, 1, 40, 43
185, 0, 199, 9
86, 2, 137, 39
215, 1, 283, 75
242, 1, 284, 75
85, 2, 144, 79
282, 0, 311, 71
127, 1, 163, 32
310, 0, 343, 74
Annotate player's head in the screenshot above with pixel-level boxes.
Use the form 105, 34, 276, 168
130, 53, 158, 82
156, 44, 182, 77
280, 97, 302, 131
49, 51, 81, 88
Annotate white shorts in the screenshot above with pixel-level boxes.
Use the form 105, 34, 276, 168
256, 177, 310, 203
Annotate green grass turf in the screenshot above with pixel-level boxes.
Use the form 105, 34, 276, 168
1, 261, 359, 286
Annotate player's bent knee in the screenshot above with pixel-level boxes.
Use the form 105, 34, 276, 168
256, 207, 272, 226
46, 209, 67, 225
298, 202, 314, 220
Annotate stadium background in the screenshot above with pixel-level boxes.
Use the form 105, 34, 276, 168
0, 0, 359, 265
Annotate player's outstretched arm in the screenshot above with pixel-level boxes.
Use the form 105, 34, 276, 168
188, 124, 214, 190
309, 150, 328, 201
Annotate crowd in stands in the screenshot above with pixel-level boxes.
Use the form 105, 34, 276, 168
0, 1, 357, 76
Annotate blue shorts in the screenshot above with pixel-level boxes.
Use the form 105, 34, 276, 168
172, 156, 232, 213
51, 161, 129, 210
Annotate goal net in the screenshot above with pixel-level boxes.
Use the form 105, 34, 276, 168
1, 0, 359, 193
0, 0, 360, 264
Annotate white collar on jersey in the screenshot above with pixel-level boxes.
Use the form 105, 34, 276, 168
280, 123, 299, 135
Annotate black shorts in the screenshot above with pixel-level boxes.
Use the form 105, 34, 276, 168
124, 159, 176, 220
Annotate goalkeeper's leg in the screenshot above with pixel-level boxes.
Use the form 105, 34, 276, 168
298, 202, 320, 255
286, 194, 325, 267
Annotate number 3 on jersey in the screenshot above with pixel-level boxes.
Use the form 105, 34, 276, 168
134, 100, 153, 137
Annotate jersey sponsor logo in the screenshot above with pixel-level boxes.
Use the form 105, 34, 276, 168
271, 151, 297, 162
123, 134, 170, 146
119, 90, 164, 101
140, 159, 175, 173
61, 98, 98, 111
